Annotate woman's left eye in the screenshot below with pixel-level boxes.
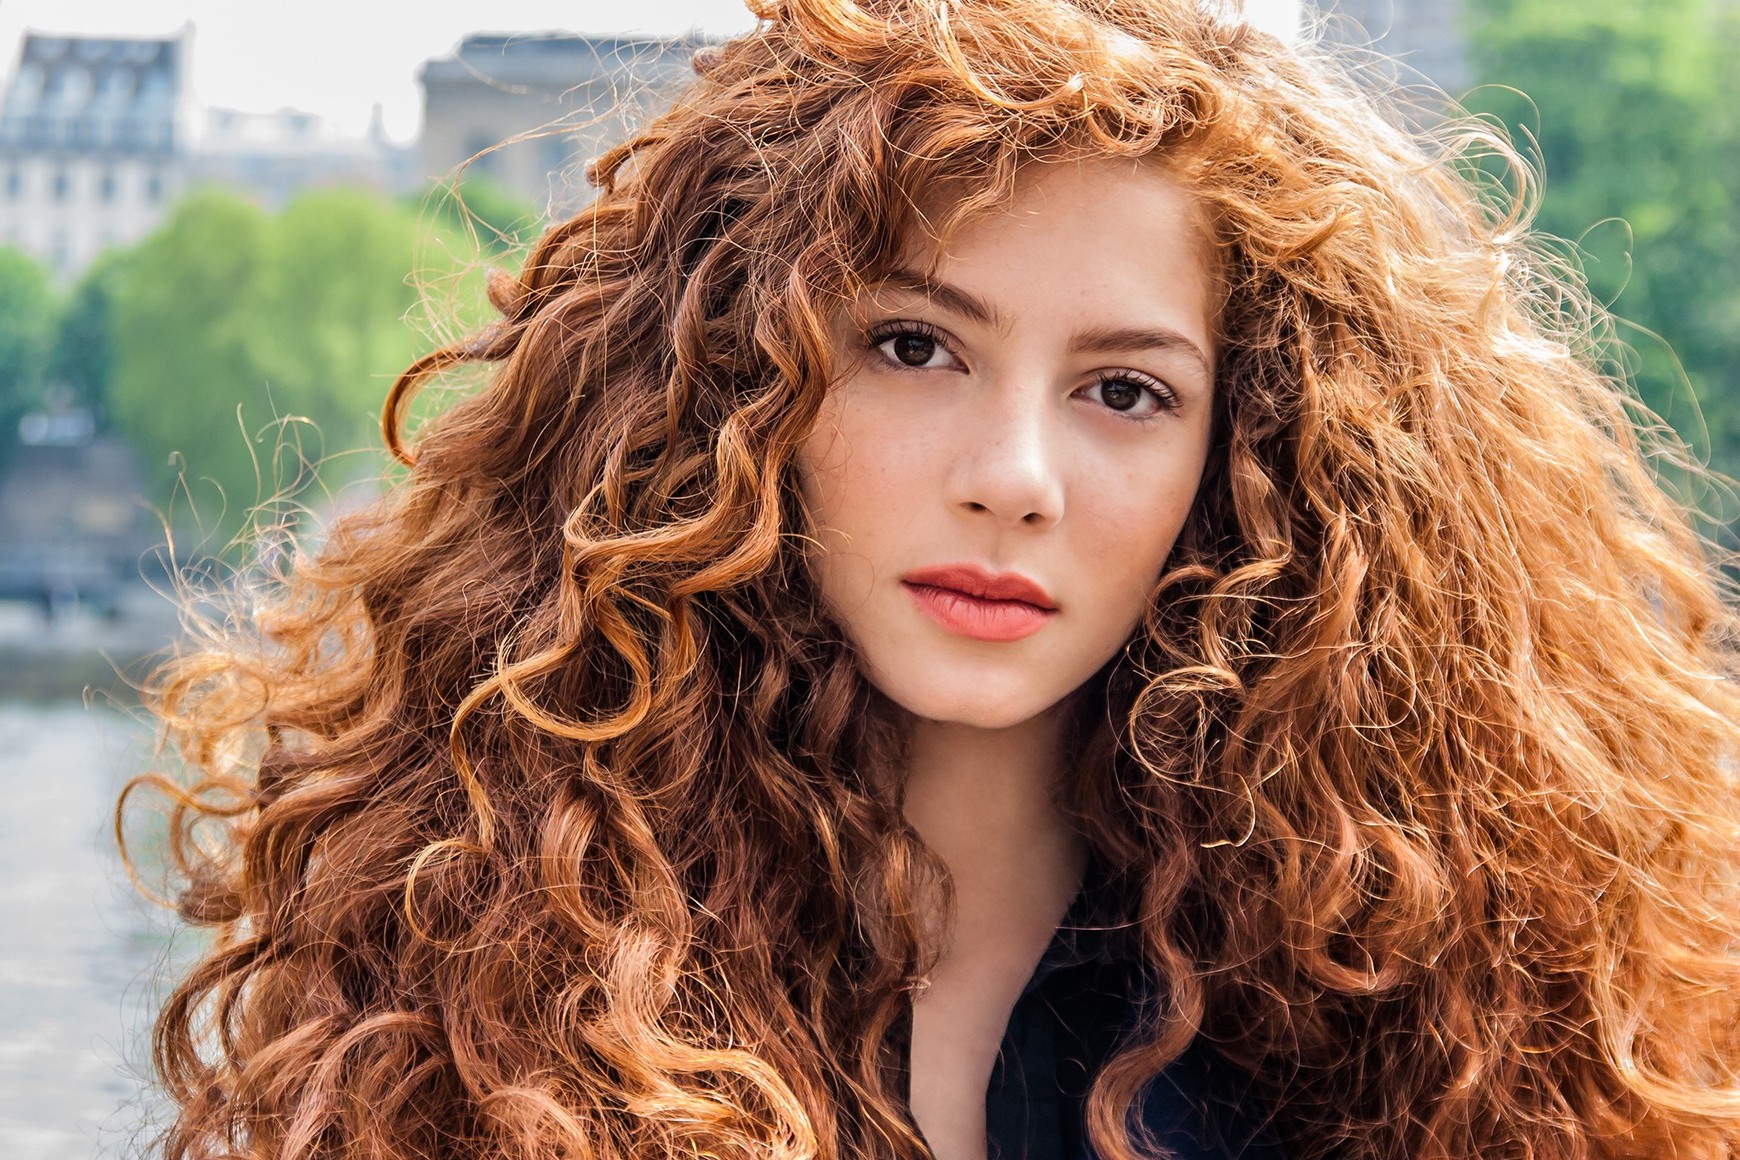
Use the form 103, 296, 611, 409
1078, 374, 1175, 418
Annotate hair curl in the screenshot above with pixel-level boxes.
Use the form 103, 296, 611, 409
124, 1, 1740, 1157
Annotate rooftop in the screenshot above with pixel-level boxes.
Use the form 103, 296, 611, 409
0, 30, 187, 154
418, 32, 701, 91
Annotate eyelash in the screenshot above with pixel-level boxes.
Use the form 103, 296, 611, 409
865, 319, 954, 364
862, 319, 1181, 418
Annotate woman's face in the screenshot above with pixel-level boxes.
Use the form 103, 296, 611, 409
798, 157, 1218, 730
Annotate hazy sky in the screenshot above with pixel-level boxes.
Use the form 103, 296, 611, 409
0, 0, 1302, 142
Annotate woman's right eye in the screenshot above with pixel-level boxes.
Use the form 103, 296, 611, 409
869, 324, 958, 371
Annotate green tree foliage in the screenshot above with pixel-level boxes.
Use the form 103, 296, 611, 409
250, 188, 423, 469
108, 190, 275, 545
417, 175, 539, 258
409, 176, 539, 344
48, 245, 136, 420
107, 187, 426, 549
0, 246, 58, 469
1464, 0, 1740, 477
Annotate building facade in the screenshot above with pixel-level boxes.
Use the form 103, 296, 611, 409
0, 30, 191, 281
192, 104, 415, 211
419, 34, 699, 215
1313, 0, 1473, 100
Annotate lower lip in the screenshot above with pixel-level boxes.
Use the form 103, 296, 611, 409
903, 582, 1056, 642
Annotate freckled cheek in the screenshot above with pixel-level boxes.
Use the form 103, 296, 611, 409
799, 402, 933, 586
1071, 467, 1202, 618
822, 407, 936, 523
1073, 514, 1163, 623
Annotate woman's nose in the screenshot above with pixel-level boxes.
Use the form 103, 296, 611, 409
943, 385, 1065, 529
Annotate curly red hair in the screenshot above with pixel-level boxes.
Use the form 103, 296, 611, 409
125, 1, 1740, 1157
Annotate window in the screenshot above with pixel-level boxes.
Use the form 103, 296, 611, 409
51, 167, 68, 200
56, 65, 92, 103
100, 68, 135, 101
4, 168, 18, 199
465, 133, 501, 177
145, 170, 162, 202
542, 136, 574, 178
98, 169, 115, 201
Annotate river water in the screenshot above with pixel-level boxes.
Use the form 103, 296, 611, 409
0, 699, 185, 1159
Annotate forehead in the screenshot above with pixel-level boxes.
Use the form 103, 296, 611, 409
876, 155, 1220, 358
901, 151, 1209, 253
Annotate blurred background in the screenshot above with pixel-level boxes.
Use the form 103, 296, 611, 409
0, 0, 1733, 1156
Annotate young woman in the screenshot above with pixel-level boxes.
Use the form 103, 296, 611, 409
128, 1, 1740, 1157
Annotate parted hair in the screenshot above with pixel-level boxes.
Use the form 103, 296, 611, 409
126, 1, 1740, 1157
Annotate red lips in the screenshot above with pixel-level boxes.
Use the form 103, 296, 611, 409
900, 564, 1058, 642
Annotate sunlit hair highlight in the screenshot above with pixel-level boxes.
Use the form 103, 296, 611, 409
125, 1, 1740, 1158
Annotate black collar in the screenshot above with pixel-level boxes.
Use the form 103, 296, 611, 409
1020, 859, 1143, 1000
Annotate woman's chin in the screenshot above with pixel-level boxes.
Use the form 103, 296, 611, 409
873, 673, 1062, 733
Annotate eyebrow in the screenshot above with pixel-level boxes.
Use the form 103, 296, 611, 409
1069, 324, 1213, 377
874, 269, 1003, 329
869, 267, 1214, 378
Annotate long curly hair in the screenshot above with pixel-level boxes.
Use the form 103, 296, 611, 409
124, 1, 1740, 1157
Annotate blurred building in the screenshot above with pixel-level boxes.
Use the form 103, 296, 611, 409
192, 104, 415, 210
0, 421, 154, 615
0, 29, 191, 281
0, 27, 417, 280
418, 33, 700, 214
1313, 0, 1472, 101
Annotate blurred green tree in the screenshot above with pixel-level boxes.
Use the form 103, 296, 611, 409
0, 246, 58, 469
108, 190, 277, 548
1465, 0, 1740, 477
416, 175, 539, 258
48, 245, 136, 421
100, 180, 528, 551
408, 176, 540, 346
249, 187, 424, 479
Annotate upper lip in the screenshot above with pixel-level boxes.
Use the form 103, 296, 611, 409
901, 564, 1058, 610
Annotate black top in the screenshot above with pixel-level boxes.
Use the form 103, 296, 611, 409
979, 885, 1286, 1160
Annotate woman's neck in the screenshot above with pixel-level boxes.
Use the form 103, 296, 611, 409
901, 703, 1087, 955
898, 703, 1088, 1160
